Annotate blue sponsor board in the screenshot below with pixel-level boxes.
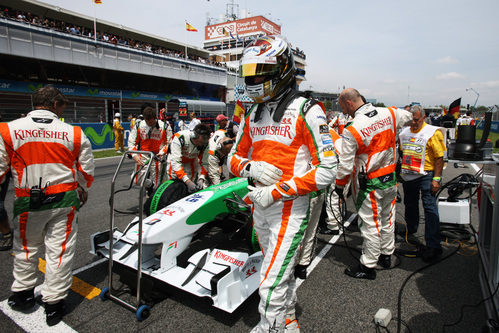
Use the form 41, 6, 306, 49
75, 122, 131, 150
0, 79, 220, 102
477, 120, 499, 134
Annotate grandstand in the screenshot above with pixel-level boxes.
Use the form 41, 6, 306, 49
0, 0, 227, 124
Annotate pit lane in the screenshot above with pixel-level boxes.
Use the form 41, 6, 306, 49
0, 156, 488, 332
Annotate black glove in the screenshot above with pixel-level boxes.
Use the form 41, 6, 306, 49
334, 186, 345, 200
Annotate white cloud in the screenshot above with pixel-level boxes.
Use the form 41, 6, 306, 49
472, 80, 499, 88
434, 56, 459, 64
436, 72, 465, 80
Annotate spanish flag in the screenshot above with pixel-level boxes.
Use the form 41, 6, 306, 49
186, 22, 198, 32
94, 0, 102, 4
233, 100, 245, 125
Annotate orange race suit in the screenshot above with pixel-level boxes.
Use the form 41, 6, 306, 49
229, 92, 337, 332
0, 109, 94, 304
335, 103, 411, 268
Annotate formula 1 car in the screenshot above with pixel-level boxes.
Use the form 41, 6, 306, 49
90, 153, 262, 320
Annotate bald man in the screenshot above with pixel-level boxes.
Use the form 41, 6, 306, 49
335, 88, 411, 280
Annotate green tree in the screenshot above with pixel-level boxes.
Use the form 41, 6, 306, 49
324, 100, 332, 111
375, 102, 386, 107
475, 105, 488, 112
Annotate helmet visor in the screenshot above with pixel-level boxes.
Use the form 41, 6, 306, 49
239, 56, 279, 77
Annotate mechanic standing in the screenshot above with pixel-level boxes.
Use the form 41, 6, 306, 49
335, 88, 412, 280
167, 123, 211, 193
128, 106, 170, 191
0, 85, 94, 326
113, 112, 125, 153
229, 35, 337, 333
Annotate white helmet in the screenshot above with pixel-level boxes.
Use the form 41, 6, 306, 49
239, 35, 296, 103
114, 113, 120, 118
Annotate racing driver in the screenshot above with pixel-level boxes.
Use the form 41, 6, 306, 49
229, 35, 337, 333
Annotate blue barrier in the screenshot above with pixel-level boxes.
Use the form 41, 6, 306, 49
476, 120, 499, 133
74, 122, 131, 150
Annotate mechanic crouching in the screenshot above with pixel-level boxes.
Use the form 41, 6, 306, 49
206, 133, 235, 185
229, 35, 337, 333
167, 123, 211, 193
335, 88, 412, 280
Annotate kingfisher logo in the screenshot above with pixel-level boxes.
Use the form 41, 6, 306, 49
359, 116, 392, 137
250, 124, 292, 139
213, 250, 245, 267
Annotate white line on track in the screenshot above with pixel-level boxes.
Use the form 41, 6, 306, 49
0, 258, 107, 332
0, 299, 77, 333
72, 257, 107, 275
297, 213, 357, 288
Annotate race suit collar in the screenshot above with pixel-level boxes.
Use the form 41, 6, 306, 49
354, 103, 373, 116
28, 109, 58, 118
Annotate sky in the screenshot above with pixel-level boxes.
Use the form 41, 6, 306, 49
34, 0, 499, 107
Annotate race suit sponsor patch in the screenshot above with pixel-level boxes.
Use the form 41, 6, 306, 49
321, 134, 333, 145
323, 145, 335, 157
319, 124, 329, 134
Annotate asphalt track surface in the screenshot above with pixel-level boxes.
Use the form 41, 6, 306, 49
0, 156, 490, 332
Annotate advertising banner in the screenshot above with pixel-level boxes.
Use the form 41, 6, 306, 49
205, 16, 281, 41
76, 122, 132, 150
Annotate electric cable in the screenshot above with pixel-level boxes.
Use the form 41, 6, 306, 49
441, 282, 499, 332
110, 161, 149, 215
439, 224, 499, 332
396, 245, 461, 333
326, 187, 360, 263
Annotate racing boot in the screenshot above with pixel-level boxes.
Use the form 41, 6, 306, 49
8, 288, 35, 311
0, 230, 13, 251
45, 300, 66, 326
344, 263, 376, 280
285, 313, 300, 333
294, 264, 308, 280
377, 254, 392, 269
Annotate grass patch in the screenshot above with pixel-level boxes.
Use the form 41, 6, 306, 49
476, 129, 499, 152
93, 149, 125, 159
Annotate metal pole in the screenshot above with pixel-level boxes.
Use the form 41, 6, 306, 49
93, 2, 97, 43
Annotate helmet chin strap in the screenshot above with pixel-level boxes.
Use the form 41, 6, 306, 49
254, 87, 297, 123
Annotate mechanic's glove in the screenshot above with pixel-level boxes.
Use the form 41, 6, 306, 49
334, 186, 345, 200
77, 186, 88, 207
240, 161, 283, 186
247, 185, 278, 209
185, 179, 197, 193
247, 181, 297, 209
196, 178, 208, 190
155, 153, 167, 163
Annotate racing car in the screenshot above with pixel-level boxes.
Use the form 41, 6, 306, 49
90, 157, 262, 320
